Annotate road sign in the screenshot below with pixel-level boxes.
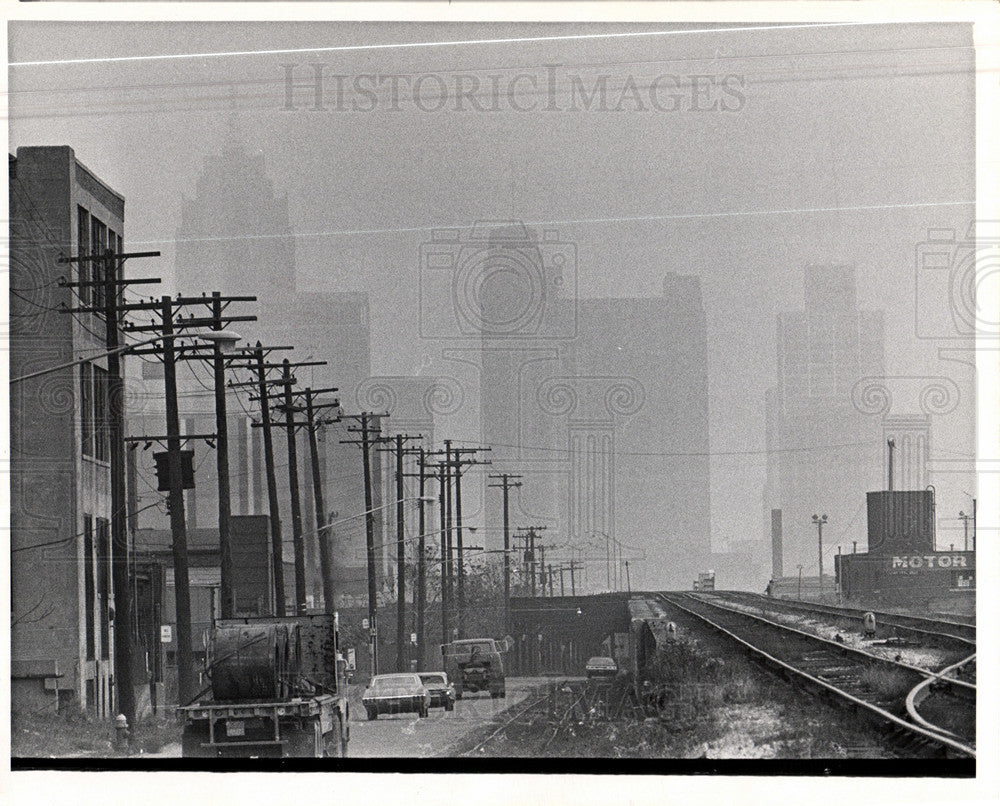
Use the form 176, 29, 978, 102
362, 618, 369, 629
160, 625, 173, 643
410, 632, 417, 644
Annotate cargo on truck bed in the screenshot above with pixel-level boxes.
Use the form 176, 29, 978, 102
179, 613, 350, 758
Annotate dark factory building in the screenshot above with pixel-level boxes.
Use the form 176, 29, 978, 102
835, 490, 975, 608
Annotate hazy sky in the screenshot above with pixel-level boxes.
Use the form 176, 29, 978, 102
9, 21, 977, 555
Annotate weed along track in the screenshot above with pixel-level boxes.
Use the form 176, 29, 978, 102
658, 593, 975, 758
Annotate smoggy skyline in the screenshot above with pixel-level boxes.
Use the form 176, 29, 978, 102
9, 20, 978, 585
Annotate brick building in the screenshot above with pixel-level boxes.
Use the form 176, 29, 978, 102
10, 146, 127, 717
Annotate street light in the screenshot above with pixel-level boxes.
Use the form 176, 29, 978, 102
812, 514, 828, 588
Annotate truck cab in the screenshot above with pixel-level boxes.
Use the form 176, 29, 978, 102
441, 638, 506, 699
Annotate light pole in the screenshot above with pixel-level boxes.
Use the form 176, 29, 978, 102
812, 514, 828, 584
959, 510, 971, 551
797, 564, 803, 600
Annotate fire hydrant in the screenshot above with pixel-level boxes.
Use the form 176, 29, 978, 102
114, 713, 130, 753
863, 612, 877, 639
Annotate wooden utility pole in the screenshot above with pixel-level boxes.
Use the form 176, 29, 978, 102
378, 433, 420, 671
447, 447, 490, 638
281, 360, 307, 613
304, 388, 341, 614
160, 296, 195, 704
253, 345, 286, 616
57, 248, 161, 721
488, 473, 521, 635
342, 413, 389, 676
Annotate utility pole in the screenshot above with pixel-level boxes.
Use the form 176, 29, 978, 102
959, 510, 971, 551
281, 360, 307, 614
244, 354, 328, 615
58, 247, 161, 722
443, 440, 453, 640
91, 288, 254, 706
378, 434, 420, 671
304, 388, 341, 614
161, 296, 195, 705
625, 560, 631, 595
343, 412, 388, 676
488, 474, 522, 635
253, 344, 286, 616
887, 438, 896, 491
210, 293, 234, 620
437, 460, 449, 644
812, 514, 828, 582
414, 449, 429, 668
448, 447, 491, 638
538, 543, 546, 596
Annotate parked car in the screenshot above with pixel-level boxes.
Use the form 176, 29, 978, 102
585, 656, 618, 680
362, 673, 430, 720
418, 672, 456, 711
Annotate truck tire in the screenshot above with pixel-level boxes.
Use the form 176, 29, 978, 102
454, 687, 463, 700
324, 717, 345, 758
181, 723, 212, 758
285, 720, 323, 757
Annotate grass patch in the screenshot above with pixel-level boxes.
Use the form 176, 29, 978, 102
858, 665, 914, 700
12, 708, 181, 758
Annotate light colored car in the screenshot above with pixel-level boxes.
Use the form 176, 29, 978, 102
362, 673, 430, 720
418, 672, 456, 711
585, 656, 618, 680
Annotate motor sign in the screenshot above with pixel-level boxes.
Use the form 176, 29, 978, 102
890, 554, 968, 571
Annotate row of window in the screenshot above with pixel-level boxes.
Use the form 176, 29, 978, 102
76, 205, 123, 311
83, 514, 111, 663
80, 362, 110, 461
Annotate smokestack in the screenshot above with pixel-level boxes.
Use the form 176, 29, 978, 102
771, 509, 783, 578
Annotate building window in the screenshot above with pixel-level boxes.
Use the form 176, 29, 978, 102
93, 366, 109, 462
77, 206, 91, 306
84, 515, 95, 661
96, 518, 111, 661
90, 216, 108, 312
80, 362, 94, 457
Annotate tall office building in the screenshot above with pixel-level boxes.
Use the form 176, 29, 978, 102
763, 265, 885, 579
132, 141, 376, 612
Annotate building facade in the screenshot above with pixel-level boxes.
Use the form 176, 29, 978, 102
763, 265, 885, 583
10, 146, 126, 717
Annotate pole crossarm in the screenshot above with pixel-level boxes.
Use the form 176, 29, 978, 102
58, 250, 161, 264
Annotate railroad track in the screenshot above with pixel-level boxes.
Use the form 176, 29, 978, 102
906, 654, 977, 746
710, 591, 975, 649
658, 593, 975, 758
460, 680, 620, 756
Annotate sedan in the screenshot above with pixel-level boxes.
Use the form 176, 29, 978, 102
418, 672, 456, 712
362, 673, 430, 720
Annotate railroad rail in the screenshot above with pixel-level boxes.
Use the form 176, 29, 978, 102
906, 654, 977, 745
658, 593, 975, 758
715, 591, 975, 648
459, 681, 570, 756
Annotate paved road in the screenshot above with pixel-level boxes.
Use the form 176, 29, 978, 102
347, 677, 544, 758
142, 677, 548, 758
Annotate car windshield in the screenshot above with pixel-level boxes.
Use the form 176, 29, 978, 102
369, 674, 420, 693
419, 674, 447, 686
447, 641, 494, 654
